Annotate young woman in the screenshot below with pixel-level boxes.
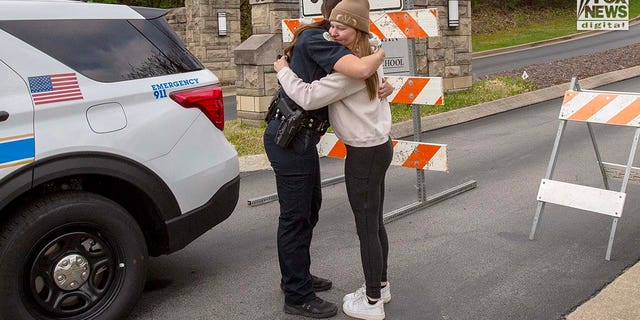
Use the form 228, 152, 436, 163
274, 0, 393, 319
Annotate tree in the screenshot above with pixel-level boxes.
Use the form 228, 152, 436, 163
241, 0, 252, 41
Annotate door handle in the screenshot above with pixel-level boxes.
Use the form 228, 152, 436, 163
0, 111, 8, 122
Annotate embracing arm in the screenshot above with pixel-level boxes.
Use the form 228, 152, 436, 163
276, 65, 364, 110
333, 48, 385, 80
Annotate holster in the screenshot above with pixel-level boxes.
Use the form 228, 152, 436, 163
274, 98, 304, 148
264, 89, 280, 123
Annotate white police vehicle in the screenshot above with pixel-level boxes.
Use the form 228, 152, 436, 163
0, 1, 240, 319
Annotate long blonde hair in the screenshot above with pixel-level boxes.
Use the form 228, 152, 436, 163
347, 30, 379, 101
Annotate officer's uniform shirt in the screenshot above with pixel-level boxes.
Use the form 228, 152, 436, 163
280, 21, 352, 123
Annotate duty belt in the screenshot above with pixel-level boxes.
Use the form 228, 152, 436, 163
273, 108, 329, 133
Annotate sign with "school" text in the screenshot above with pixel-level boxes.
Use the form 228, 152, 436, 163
577, 0, 628, 30
380, 39, 415, 76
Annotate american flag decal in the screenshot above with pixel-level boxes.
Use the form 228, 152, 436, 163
28, 73, 83, 105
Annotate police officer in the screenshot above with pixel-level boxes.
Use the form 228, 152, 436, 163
263, 0, 386, 318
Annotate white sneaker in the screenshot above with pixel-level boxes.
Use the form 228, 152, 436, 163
342, 295, 385, 320
343, 282, 391, 304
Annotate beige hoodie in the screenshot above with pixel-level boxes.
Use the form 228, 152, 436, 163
277, 66, 391, 148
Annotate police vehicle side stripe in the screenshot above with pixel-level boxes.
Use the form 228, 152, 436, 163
0, 135, 35, 167
0, 159, 33, 169
0, 133, 33, 142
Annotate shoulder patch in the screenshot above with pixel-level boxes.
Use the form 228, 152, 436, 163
322, 32, 334, 42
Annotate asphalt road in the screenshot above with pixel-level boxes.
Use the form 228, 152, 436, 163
472, 23, 640, 78
129, 76, 640, 319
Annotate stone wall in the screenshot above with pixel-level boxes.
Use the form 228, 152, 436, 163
166, 0, 242, 86
415, 0, 472, 90
232, 0, 299, 126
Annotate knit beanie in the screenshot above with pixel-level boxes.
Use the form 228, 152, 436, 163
329, 0, 370, 33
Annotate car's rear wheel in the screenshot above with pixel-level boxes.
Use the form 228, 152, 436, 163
0, 192, 147, 320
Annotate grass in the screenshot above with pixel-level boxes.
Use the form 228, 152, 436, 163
473, 3, 640, 52
472, 9, 579, 52
224, 121, 266, 156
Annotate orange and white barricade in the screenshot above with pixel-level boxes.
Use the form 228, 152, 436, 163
282, 9, 439, 43
529, 78, 640, 260
386, 76, 443, 105
318, 133, 448, 172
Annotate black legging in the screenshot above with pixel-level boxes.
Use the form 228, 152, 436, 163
344, 138, 393, 299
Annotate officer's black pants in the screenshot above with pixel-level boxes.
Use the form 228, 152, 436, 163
345, 138, 393, 299
264, 119, 321, 305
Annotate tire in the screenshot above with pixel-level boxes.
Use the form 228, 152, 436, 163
0, 192, 148, 320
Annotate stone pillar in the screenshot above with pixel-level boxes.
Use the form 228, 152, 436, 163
416, 0, 472, 91
184, 0, 242, 86
233, 0, 298, 126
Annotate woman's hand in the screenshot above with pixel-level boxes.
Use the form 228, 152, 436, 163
379, 77, 394, 100
274, 56, 289, 72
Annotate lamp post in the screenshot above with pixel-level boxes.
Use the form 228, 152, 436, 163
448, 0, 459, 28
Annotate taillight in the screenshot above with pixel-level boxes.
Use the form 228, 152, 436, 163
170, 84, 224, 130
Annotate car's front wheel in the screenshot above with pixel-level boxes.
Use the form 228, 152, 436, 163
0, 192, 147, 320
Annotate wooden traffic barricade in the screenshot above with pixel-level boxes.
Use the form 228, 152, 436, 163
529, 77, 640, 260
317, 133, 448, 172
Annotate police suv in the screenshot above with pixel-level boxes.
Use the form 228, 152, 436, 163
0, 1, 240, 319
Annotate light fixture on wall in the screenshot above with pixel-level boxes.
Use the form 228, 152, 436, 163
448, 0, 459, 28
218, 12, 227, 36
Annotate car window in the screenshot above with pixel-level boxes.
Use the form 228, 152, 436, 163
0, 19, 203, 82
129, 19, 203, 74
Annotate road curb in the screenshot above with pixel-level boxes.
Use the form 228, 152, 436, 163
238, 153, 272, 173
566, 261, 640, 320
